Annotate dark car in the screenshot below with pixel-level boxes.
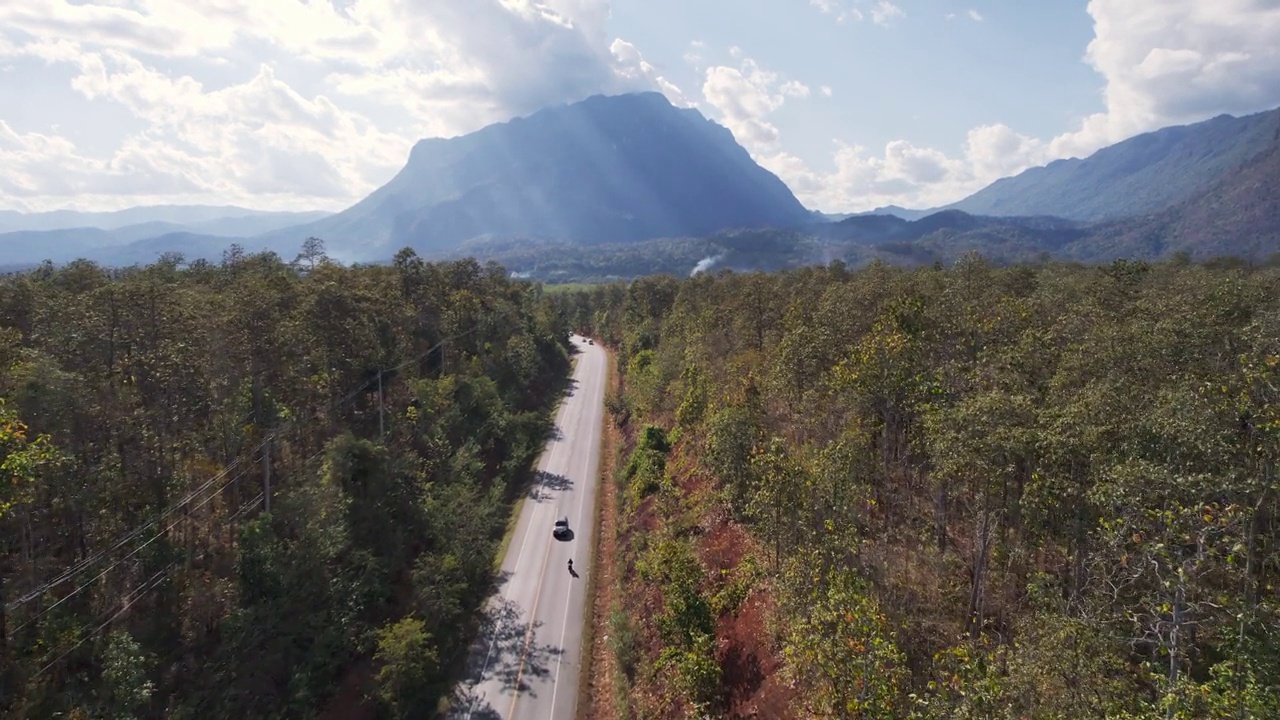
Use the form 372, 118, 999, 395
553, 516, 571, 540
587, 339, 594, 345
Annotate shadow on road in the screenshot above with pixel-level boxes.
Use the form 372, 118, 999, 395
448, 597, 566, 718
527, 470, 574, 502
489, 569, 514, 593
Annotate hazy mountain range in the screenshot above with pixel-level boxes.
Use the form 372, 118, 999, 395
1, 94, 1278, 274
0, 208, 331, 268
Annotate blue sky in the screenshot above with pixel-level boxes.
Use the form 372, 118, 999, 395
0, 1, 1278, 214
613, 0, 1101, 158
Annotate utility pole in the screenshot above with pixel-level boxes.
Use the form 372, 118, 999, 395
377, 369, 385, 438
1, 570, 8, 703
263, 436, 272, 514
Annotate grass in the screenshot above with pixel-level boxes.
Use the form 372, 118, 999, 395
541, 282, 599, 294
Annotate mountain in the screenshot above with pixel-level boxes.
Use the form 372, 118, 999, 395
948, 107, 1280, 222
0, 209, 331, 266
0, 228, 122, 267
1067, 139, 1280, 261
261, 92, 812, 259
852, 205, 934, 221
815, 208, 1086, 246
81, 232, 249, 267
0, 205, 329, 234
178, 212, 331, 238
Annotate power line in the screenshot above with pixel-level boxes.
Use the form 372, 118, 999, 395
9, 325, 483, 616
13, 321, 500, 685
8, 448, 264, 610
34, 559, 181, 678
228, 492, 265, 523
11, 467, 250, 635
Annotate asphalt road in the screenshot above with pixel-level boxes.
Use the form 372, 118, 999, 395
451, 335, 607, 720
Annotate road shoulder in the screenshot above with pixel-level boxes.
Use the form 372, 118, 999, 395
578, 345, 622, 720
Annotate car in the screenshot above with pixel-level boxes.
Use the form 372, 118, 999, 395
587, 339, 594, 345
553, 516, 571, 540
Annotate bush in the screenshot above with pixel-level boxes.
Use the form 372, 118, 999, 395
657, 631, 722, 711
623, 424, 671, 505
711, 553, 761, 617
637, 423, 671, 454
608, 604, 639, 683
605, 389, 632, 427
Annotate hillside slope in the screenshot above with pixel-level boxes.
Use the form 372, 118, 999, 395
948, 107, 1280, 221
1068, 135, 1280, 261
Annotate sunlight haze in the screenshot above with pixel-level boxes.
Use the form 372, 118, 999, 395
1, 0, 1278, 214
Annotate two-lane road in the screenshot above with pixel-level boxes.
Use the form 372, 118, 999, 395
452, 335, 607, 720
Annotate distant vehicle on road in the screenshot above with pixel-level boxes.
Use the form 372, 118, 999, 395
587, 339, 594, 345
553, 516, 571, 540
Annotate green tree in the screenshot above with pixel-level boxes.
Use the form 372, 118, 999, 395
782, 563, 908, 719
100, 630, 156, 720
373, 616, 440, 719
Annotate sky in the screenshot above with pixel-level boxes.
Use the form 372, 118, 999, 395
1, 0, 1279, 215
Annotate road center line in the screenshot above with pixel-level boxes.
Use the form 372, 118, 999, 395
505, 513, 555, 719
465, 372, 574, 719
504, 345, 588, 718
546, 347, 599, 717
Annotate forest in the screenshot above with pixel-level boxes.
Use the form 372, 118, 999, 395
0, 244, 572, 718
559, 255, 1280, 719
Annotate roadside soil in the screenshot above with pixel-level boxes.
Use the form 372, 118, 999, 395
316, 658, 377, 720
580, 348, 623, 720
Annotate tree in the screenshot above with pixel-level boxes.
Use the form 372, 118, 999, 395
293, 237, 330, 272
373, 617, 440, 719
99, 629, 155, 720
782, 563, 908, 719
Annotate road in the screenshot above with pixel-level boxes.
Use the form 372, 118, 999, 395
451, 335, 607, 720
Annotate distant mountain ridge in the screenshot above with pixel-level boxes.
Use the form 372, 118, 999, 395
0, 205, 330, 234
946, 107, 1280, 222
0, 209, 332, 266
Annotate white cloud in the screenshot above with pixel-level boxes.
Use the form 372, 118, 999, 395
810, 0, 864, 24
964, 123, 1049, 181
967, 9, 984, 22
757, 122, 1048, 213
611, 38, 691, 107
870, 1, 905, 27
820, 85, 833, 97
0, 0, 680, 212
1050, 0, 1280, 158
701, 56, 816, 151
765, 0, 1280, 212
780, 80, 812, 98
684, 40, 707, 66
809, 0, 905, 26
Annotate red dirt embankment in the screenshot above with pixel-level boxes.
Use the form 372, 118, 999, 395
581, 351, 623, 720
595, 413, 796, 719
